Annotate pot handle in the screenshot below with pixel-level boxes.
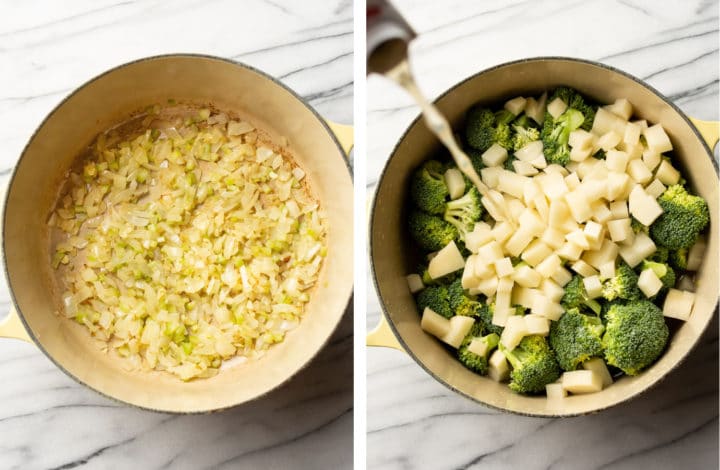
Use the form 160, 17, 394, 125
325, 120, 354, 156
366, 315, 404, 351
689, 117, 719, 149
0, 306, 32, 343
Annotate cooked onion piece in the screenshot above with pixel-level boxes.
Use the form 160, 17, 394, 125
51, 108, 327, 380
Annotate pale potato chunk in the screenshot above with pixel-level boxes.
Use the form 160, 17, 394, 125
687, 237, 706, 271
441, 316, 476, 348
663, 289, 695, 320
521, 240, 553, 267
513, 264, 542, 288
582, 358, 613, 388
461, 257, 480, 289
549, 199, 571, 227
505, 229, 535, 258
599, 261, 616, 280
474, 255, 494, 279
545, 163, 570, 176
626, 142, 644, 160
530, 154, 548, 169
492, 221, 514, 244
623, 121, 642, 147
406, 274, 425, 294
628, 185, 663, 226
513, 160, 539, 176
492, 306, 513, 327
571, 260, 598, 277
421, 307, 450, 338
515, 140, 544, 162
524, 314, 550, 336
536, 253, 563, 279
627, 159, 653, 184
564, 190, 593, 223
618, 232, 656, 267
512, 286, 539, 309
596, 130, 622, 151
592, 107, 626, 136
655, 160, 680, 185
606, 171, 631, 201
570, 146, 592, 162
583, 221, 604, 242
541, 226, 566, 249
497, 277, 514, 295
497, 170, 531, 199
607, 98, 633, 120
476, 276, 499, 298
546, 382, 568, 399
478, 241, 504, 263
428, 241, 466, 279
500, 315, 528, 350
534, 195, 550, 222
541, 278, 565, 302
556, 241, 584, 261
642, 148, 661, 172
582, 239, 620, 269
495, 257, 514, 278
606, 150, 629, 172
643, 124, 673, 153
564, 172, 581, 190
562, 370, 603, 394
550, 266, 573, 286
504, 96, 527, 115
481, 166, 502, 188
638, 268, 663, 298
444, 168, 466, 200
539, 172, 569, 200
465, 222, 494, 253
633, 119, 648, 129
607, 218, 632, 243
482, 143, 509, 167
547, 97, 568, 119
569, 129, 595, 150
583, 275, 603, 299
644, 179, 667, 199
467, 337, 492, 357
524, 93, 547, 125
566, 229, 590, 249
609, 200, 629, 219
489, 350, 510, 382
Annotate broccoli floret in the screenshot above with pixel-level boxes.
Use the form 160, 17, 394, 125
465, 106, 513, 151
416, 285, 453, 319
500, 335, 562, 394
458, 329, 500, 375
448, 278, 482, 317
477, 303, 504, 336
512, 125, 540, 151
408, 210, 458, 252
602, 300, 669, 375
549, 308, 605, 371
464, 146, 485, 175
648, 246, 669, 264
641, 260, 676, 291
668, 248, 688, 271
495, 109, 516, 125
549, 87, 596, 131
631, 217, 648, 234
601, 261, 641, 302
650, 184, 709, 249
561, 275, 602, 314
409, 160, 449, 215
541, 108, 585, 166
512, 113, 539, 130
443, 187, 483, 240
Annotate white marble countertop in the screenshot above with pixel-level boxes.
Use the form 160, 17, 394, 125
367, 1, 718, 469
0, 1, 352, 469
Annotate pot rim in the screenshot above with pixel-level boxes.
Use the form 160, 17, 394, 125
369, 55, 719, 417
3, 53, 353, 414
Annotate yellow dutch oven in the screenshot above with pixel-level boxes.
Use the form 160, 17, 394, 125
368, 57, 718, 417
0, 54, 354, 413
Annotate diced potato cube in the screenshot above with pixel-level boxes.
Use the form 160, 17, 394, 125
571, 260, 598, 277
500, 315, 528, 350
467, 337, 492, 357
507, 197, 527, 220
421, 307, 450, 338
687, 237, 706, 271
489, 349, 510, 382
492, 221, 514, 244
618, 232, 656, 267
597, 131, 622, 151
515, 140, 544, 162
504, 231, 534, 258
536, 297, 563, 320
521, 240, 553, 267
599, 261, 616, 281
474, 255, 494, 279
541, 227, 566, 250
550, 266, 573, 286
478, 241, 504, 263
590, 202, 612, 226
583, 239, 620, 269
497, 170, 530, 199
583, 275, 603, 299
444, 168, 466, 200
505, 96, 527, 115
441, 316, 476, 348
482, 143, 509, 167
406, 274, 424, 294
476, 276, 499, 298
492, 306, 513, 327
546, 382, 567, 399
606, 171, 631, 201
523, 180, 542, 205
607, 218, 632, 243
609, 200, 629, 219
592, 107, 626, 136
633, 119, 648, 129
582, 358, 613, 388
539, 172, 568, 200
623, 121, 642, 147
461, 257, 480, 289
428, 241, 466, 279
638, 268, 663, 298
655, 160, 680, 185
564, 172, 581, 190
607, 98, 633, 120
530, 154, 548, 169
519, 208, 548, 235
663, 289, 695, 320
642, 148, 661, 172
643, 124, 673, 153
575, 157, 601, 180
534, 195, 550, 222
562, 370, 603, 394
627, 142, 643, 160
644, 179, 666, 199
541, 278, 565, 302
569, 129, 595, 150
513, 264, 542, 288
465, 222, 493, 254
564, 190, 593, 223
570, 146, 592, 162
606, 150, 629, 172
566, 229, 590, 250
628, 185, 663, 226
627, 159, 653, 184
556, 241, 584, 262
512, 286, 539, 309
481, 166, 502, 188
513, 160, 539, 176
536, 253, 563, 279
524, 314, 550, 336
495, 257, 514, 278
524, 93, 547, 125
583, 221, 603, 242
497, 277, 514, 296
547, 97, 568, 119
548, 199, 570, 228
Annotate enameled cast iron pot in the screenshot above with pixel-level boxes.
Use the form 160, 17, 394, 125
368, 57, 718, 417
0, 54, 354, 413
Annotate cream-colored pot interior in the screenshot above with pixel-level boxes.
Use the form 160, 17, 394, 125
4, 55, 353, 413
370, 57, 718, 416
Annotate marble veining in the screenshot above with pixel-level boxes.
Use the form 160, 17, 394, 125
0, 1, 352, 469
367, 0, 718, 469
